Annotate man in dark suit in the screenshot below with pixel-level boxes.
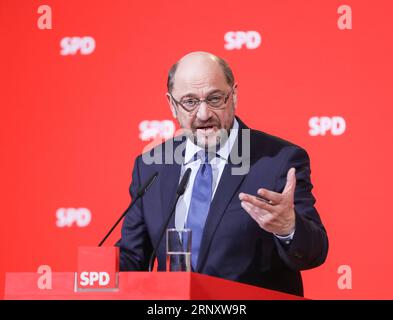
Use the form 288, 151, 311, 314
118, 52, 328, 296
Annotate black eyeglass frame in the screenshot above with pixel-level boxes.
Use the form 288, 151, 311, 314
169, 88, 234, 113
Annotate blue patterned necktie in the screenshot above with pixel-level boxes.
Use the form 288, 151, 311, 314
186, 152, 213, 270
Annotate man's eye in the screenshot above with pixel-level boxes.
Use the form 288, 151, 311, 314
182, 99, 197, 106
207, 96, 223, 104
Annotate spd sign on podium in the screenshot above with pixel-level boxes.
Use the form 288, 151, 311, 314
75, 247, 119, 291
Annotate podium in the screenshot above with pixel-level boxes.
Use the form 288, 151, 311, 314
4, 272, 302, 300
4, 247, 303, 300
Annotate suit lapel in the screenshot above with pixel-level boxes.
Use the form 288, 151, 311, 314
159, 163, 181, 230
159, 135, 187, 227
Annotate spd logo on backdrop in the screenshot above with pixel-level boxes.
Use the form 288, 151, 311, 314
309, 116, 346, 136
224, 31, 261, 50
139, 120, 175, 141
60, 37, 96, 56
56, 208, 92, 227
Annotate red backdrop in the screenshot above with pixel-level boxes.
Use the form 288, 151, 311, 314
1, 0, 392, 299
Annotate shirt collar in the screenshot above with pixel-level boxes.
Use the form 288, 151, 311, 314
184, 118, 239, 164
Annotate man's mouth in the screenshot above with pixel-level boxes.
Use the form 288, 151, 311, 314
196, 125, 216, 134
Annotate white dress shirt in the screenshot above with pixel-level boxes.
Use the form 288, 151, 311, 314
175, 119, 239, 230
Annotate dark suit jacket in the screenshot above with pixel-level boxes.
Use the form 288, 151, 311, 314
118, 117, 328, 296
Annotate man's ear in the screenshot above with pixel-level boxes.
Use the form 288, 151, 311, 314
232, 83, 238, 108
166, 93, 177, 118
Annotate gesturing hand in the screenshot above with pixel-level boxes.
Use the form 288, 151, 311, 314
239, 168, 296, 236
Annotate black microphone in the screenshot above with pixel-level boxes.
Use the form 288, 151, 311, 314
148, 168, 192, 271
98, 171, 158, 247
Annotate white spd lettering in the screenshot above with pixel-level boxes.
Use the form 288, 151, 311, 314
56, 208, 91, 227
224, 31, 261, 50
309, 116, 346, 136
60, 36, 96, 56
139, 120, 175, 141
79, 272, 110, 286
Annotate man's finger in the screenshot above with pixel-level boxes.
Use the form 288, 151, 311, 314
241, 201, 274, 231
283, 167, 296, 194
241, 201, 270, 220
257, 188, 282, 204
241, 200, 270, 216
239, 193, 275, 213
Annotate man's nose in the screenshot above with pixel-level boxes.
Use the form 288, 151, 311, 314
196, 101, 212, 121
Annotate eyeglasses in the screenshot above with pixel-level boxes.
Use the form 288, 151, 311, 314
169, 89, 234, 113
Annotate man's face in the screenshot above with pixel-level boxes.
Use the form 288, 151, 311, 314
167, 55, 237, 150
